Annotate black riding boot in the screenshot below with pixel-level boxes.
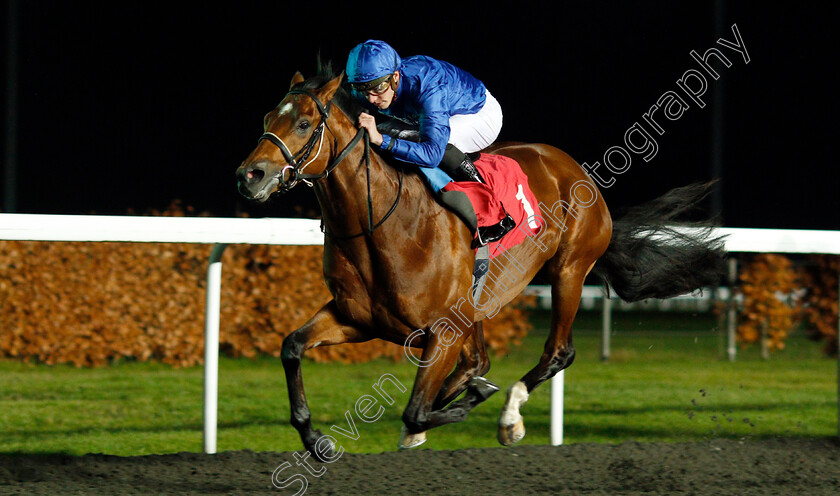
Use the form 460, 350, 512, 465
441, 144, 487, 183
439, 144, 515, 246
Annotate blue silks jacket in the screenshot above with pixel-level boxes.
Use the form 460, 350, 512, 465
355, 55, 487, 191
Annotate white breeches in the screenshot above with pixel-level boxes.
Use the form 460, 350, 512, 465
448, 90, 503, 153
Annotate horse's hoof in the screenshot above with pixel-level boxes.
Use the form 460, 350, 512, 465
497, 418, 526, 446
398, 425, 427, 450
468, 376, 500, 401
305, 431, 336, 463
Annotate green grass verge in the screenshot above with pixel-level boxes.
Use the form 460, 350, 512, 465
1, 311, 836, 456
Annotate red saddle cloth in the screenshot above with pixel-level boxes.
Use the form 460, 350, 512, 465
442, 153, 544, 259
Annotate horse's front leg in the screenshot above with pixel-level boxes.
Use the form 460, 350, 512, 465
281, 300, 371, 461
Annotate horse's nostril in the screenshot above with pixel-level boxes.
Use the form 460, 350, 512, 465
243, 166, 265, 183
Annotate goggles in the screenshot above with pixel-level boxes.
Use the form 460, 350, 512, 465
350, 74, 393, 96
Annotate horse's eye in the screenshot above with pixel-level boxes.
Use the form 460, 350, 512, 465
298, 120, 311, 131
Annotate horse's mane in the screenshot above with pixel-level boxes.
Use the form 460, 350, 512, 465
293, 59, 365, 121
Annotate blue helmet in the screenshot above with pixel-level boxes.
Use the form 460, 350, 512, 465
346, 40, 402, 89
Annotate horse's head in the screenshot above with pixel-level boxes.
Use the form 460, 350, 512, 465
237, 71, 345, 201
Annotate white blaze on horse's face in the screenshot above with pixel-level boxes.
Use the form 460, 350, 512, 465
277, 102, 293, 117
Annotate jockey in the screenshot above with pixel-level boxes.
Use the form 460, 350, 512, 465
345, 39, 515, 246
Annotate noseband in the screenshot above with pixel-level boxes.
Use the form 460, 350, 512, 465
256, 87, 404, 238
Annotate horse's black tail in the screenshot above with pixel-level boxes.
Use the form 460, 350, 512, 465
592, 181, 728, 302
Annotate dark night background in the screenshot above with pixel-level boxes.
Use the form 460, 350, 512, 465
1, 1, 837, 229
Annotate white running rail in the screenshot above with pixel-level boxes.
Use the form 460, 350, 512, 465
1, 214, 838, 452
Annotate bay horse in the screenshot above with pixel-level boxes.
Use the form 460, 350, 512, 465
236, 65, 725, 459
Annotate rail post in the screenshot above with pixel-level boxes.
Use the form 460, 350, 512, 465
203, 243, 229, 454
727, 257, 738, 362
550, 370, 564, 445
601, 295, 612, 362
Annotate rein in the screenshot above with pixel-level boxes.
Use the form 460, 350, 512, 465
257, 87, 403, 238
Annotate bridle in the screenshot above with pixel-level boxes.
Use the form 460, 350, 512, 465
256, 86, 403, 239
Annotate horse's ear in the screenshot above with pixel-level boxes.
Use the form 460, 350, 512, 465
289, 71, 305, 89
319, 72, 345, 101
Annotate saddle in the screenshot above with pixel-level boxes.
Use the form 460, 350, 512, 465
377, 120, 543, 258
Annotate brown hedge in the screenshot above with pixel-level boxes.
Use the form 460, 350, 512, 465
736, 254, 800, 353
798, 255, 839, 356
735, 253, 839, 357
0, 220, 533, 367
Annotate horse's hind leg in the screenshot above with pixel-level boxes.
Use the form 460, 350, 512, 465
432, 321, 497, 410
282, 300, 371, 461
400, 323, 476, 448
497, 258, 593, 446
399, 322, 498, 450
